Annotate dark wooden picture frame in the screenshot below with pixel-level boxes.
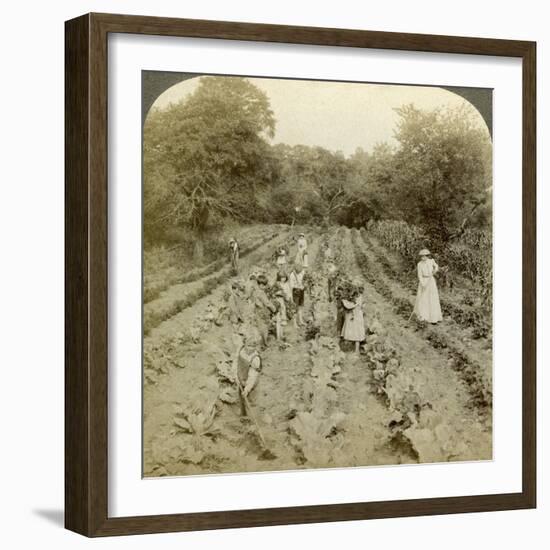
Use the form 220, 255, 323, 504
65, 12, 536, 537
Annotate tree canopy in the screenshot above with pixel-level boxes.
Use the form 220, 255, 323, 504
391, 104, 492, 240
144, 77, 492, 251
144, 76, 277, 247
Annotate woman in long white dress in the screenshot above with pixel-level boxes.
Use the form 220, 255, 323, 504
413, 249, 443, 324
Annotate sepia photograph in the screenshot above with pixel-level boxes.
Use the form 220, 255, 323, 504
142, 72, 493, 478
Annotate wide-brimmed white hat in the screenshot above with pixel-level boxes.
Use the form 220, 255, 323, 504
418, 248, 431, 256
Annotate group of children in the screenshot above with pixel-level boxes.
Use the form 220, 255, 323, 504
224, 233, 444, 415
223, 233, 311, 406
229, 235, 402, 364
224, 232, 373, 411
254, 233, 311, 342
227, 233, 369, 354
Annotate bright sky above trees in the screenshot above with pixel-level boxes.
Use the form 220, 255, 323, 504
152, 76, 489, 156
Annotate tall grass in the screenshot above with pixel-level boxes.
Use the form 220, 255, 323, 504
143, 225, 272, 304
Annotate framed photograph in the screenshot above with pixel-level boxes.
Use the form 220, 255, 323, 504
65, 13, 536, 537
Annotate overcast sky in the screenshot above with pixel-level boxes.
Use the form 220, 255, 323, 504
152, 75, 487, 156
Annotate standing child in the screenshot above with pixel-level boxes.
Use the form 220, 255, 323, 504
275, 271, 292, 302
295, 232, 308, 268
232, 331, 262, 416
227, 281, 244, 325
273, 289, 287, 341
289, 264, 307, 327
228, 238, 239, 275
276, 245, 288, 268
250, 273, 277, 347
276, 270, 294, 324
341, 281, 366, 355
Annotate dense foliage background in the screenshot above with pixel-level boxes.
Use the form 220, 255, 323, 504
143, 76, 492, 256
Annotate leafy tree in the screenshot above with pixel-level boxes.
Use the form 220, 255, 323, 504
144, 80, 492, 252
143, 76, 276, 256
338, 144, 399, 226
269, 144, 355, 225
390, 104, 492, 241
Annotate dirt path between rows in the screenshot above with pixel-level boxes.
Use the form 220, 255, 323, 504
143, 226, 491, 478
363, 231, 493, 356
349, 228, 491, 462
144, 229, 292, 334
144, 231, 325, 476
146, 229, 292, 342
355, 228, 492, 411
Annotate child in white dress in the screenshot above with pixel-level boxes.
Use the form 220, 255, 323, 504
341, 288, 366, 355
295, 233, 308, 268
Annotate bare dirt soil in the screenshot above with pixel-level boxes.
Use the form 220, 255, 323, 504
143, 225, 492, 478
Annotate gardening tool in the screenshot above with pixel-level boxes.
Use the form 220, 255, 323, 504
236, 378, 277, 460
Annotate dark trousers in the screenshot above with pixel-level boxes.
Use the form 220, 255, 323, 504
336, 305, 344, 336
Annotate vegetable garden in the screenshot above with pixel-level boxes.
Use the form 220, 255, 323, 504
143, 222, 492, 477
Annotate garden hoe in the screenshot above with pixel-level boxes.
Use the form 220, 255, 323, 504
237, 379, 277, 461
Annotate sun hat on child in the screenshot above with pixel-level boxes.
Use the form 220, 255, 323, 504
419, 249, 431, 256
